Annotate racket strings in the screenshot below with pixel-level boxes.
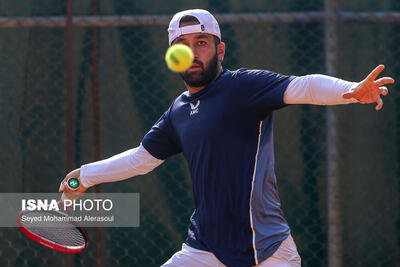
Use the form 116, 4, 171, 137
20, 210, 86, 247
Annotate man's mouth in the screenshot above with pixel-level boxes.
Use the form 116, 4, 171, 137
188, 63, 202, 72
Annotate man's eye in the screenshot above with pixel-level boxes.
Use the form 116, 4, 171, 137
198, 41, 207, 45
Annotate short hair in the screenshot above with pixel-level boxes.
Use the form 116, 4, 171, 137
179, 15, 200, 25
178, 15, 221, 45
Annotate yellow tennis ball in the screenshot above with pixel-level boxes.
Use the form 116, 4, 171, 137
165, 44, 194, 72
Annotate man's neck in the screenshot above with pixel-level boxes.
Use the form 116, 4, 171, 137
186, 66, 223, 95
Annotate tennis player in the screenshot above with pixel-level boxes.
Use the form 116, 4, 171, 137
59, 9, 394, 267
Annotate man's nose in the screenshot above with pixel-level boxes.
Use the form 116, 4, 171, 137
187, 44, 198, 58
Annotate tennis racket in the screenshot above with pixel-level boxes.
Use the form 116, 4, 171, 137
17, 177, 88, 253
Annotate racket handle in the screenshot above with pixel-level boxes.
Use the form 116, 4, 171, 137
61, 177, 80, 202
66, 177, 80, 190
61, 192, 69, 202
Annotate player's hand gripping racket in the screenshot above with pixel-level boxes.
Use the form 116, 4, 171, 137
17, 178, 88, 253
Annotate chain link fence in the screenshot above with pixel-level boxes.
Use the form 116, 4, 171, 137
0, 0, 399, 266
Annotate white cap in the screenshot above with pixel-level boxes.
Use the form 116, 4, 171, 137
168, 9, 221, 45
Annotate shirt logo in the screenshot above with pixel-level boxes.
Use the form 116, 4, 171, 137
190, 100, 200, 116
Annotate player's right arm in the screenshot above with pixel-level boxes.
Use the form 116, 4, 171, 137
59, 104, 181, 196
58, 144, 164, 195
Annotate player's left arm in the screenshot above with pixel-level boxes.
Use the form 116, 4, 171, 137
284, 64, 395, 111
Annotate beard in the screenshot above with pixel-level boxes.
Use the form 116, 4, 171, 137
179, 51, 219, 88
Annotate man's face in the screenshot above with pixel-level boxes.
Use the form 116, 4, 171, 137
172, 24, 225, 88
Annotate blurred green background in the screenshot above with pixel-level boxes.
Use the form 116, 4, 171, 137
0, 0, 398, 266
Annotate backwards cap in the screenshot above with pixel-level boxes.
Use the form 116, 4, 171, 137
168, 9, 221, 45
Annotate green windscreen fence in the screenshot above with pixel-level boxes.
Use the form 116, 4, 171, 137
0, 1, 398, 266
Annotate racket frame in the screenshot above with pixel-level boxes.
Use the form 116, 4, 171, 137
17, 202, 89, 253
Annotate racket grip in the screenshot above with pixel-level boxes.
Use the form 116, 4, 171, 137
61, 192, 69, 202
60, 177, 80, 202
66, 177, 80, 190
60, 191, 80, 202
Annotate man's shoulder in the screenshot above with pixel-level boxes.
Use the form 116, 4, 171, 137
227, 68, 277, 80
224, 68, 281, 86
166, 91, 190, 116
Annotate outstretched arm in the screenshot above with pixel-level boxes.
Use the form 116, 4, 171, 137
284, 64, 394, 110
342, 65, 393, 110
59, 144, 164, 195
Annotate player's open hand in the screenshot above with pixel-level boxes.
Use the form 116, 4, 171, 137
59, 168, 88, 201
342, 64, 395, 111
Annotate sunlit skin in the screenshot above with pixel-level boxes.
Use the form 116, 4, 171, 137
342, 64, 394, 110
59, 168, 86, 200
172, 22, 226, 95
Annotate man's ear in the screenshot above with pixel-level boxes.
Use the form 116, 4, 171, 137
217, 42, 226, 62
